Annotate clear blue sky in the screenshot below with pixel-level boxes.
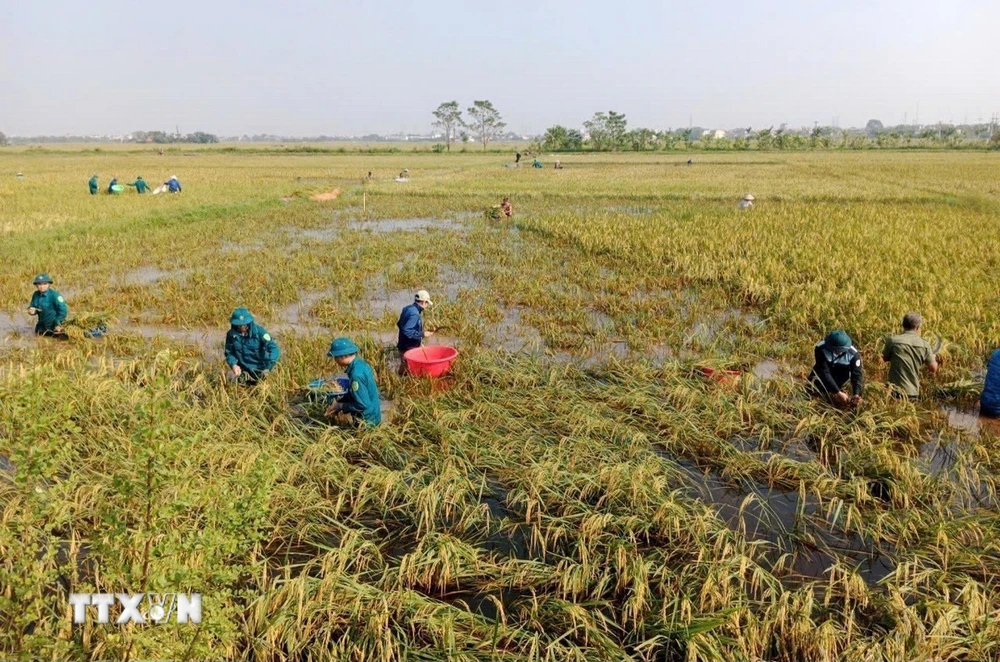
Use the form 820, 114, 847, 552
2, 0, 997, 136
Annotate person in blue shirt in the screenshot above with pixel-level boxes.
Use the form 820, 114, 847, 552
224, 307, 279, 384
166, 175, 182, 193
107, 177, 119, 194
325, 337, 382, 426
396, 289, 434, 375
980, 349, 1000, 417
88, 174, 99, 195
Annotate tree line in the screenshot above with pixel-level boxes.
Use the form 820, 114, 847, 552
429, 102, 1000, 152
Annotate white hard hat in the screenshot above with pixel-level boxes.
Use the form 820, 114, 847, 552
415, 290, 433, 305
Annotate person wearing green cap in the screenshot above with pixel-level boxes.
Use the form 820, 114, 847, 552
807, 330, 863, 408
325, 337, 382, 426
224, 307, 280, 384
88, 174, 99, 195
126, 176, 151, 194
27, 273, 68, 336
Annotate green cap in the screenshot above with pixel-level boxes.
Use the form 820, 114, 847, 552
230, 307, 254, 325
327, 337, 359, 358
32, 273, 53, 285
824, 330, 852, 348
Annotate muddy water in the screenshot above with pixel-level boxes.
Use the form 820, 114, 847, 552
276, 289, 337, 331
133, 325, 221, 356
346, 217, 470, 234
663, 453, 895, 585
942, 406, 1000, 438
753, 360, 784, 380
122, 266, 188, 286
483, 307, 544, 353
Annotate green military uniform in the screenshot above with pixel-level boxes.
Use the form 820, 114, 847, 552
127, 177, 150, 193
88, 175, 99, 195
342, 357, 382, 426
29, 276, 68, 335
327, 338, 382, 426
224, 308, 280, 382
882, 331, 934, 397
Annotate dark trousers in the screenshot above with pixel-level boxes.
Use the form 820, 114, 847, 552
397, 344, 419, 376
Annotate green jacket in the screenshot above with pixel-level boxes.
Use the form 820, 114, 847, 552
88, 176, 98, 194
341, 357, 381, 426
29, 289, 68, 333
224, 323, 280, 372
127, 179, 150, 193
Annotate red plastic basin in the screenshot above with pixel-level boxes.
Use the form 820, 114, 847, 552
403, 345, 458, 378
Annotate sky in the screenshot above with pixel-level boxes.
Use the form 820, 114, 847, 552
2, 0, 998, 136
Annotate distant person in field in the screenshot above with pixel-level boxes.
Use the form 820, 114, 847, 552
979, 349, 1000, 417
107, 177, 119, 194
882, 312, 940, 399
554, 160, 563, 169
88, 174, 99, 195
224, 307, 280, 385
396, 290, 434, 375
324, 337, 382, 426
166, 175, 182, 193
738, 194, 755, 210
501, 197, 512, 219
807, 330, 863, 408
515, 152, 522, 166
27, 273, 68, 337
532, 158, 542, 168
126, 176, 150, 193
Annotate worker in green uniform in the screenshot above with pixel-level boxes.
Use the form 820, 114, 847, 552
88, 174, 99, 195
324, 337, 382, 426
27, 273, 68, 336
882, 312, 940, 399
126, 176, 151, 193
224, 307, 280, 384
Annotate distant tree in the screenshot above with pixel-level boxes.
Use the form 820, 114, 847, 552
432, 101, 462, 152
0, 131, 7, 146
626, 128, 657, 151
543, 125, 569, 150
185, 132, 219, 144
865, 119, 884, 136
465, 100, 505, 150
584, 111, 628, 151
566, 129, 584, 150
756, 128, 774, 149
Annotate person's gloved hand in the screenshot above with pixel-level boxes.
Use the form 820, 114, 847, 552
27, 307, 37, 316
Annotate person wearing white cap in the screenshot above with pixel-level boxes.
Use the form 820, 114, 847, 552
166, 175, 182, 193
737, 193, 755, 210
396, 289, 434, 374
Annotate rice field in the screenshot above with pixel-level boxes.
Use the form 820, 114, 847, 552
1, 147, 999, 661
